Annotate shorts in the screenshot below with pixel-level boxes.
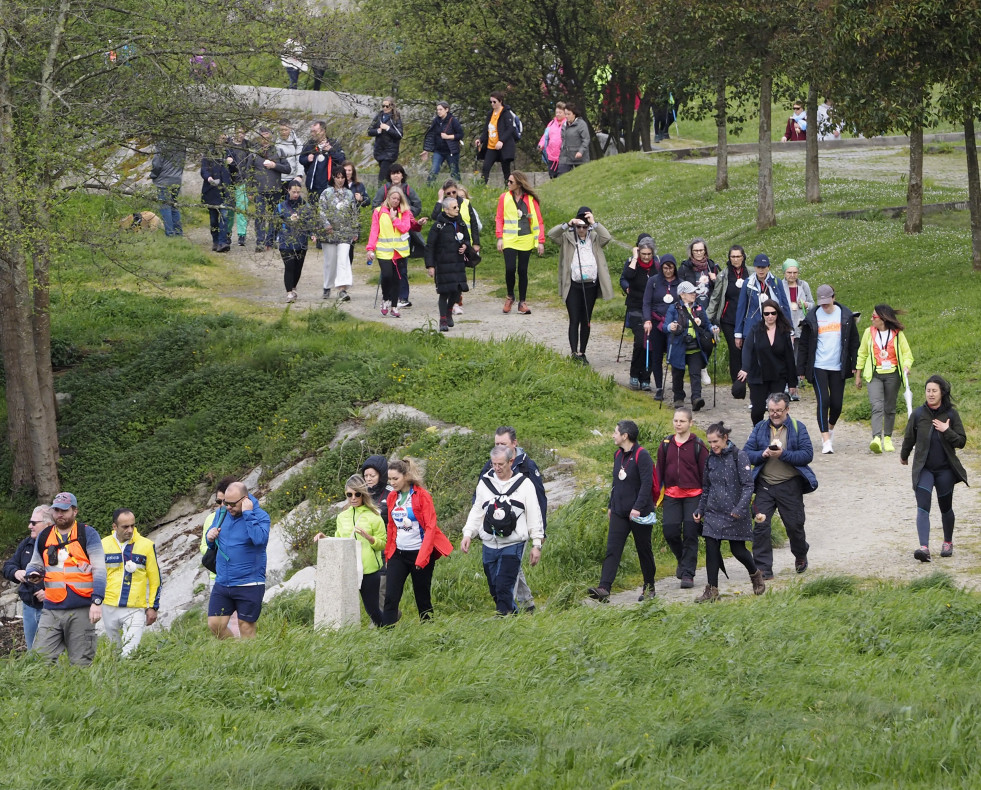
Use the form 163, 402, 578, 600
208, 583, 265, 623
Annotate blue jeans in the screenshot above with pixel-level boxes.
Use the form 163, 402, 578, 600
285, 66, 299, 89
156, 185, 183, 236
23, 602, 43, 650
427, 151, 460, 184
208, 206, 233, 247
482, 542, 525, 615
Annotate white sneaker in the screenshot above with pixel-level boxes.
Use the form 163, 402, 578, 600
822, 440, 834, 454
397, 299, 412, 309
701, 369, 711, 386
285, 291, 296, 303
452, 304, 463, 316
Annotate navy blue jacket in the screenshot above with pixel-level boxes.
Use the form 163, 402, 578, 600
301, 137, 346, 194
663, 301, 716, 368
423, 114, 464, 156
3, 535, 44, 609
734, 271, 792, 340
743, 417, 818, 493
200, 153, 233, 206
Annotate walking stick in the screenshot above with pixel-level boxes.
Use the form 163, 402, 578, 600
616, 312, 629, 363
713, 337, 718, 409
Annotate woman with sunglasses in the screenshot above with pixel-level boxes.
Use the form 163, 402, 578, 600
855, 304, 914, 454
382, 458, 453, 625
368, 97, 403, 185
314, 475, 387, 626
366, 186, 419, 317
737, 300, 798, 425
495, 171, 544, 315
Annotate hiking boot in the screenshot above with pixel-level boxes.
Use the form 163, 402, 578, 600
750, 569, 766, 595
692, 397, 705, 412
638, 585, 656, 601
870, 436, 882, 454
640, 382, 651, 392
337, 290, 351, 302
211, 243, 218, 251
629, 377, 641, 390
675, 565, 682, 580
216, 245, 231, 253
517, 301, 532, 314
446, 315, 454, 328
883, 436, 895, 452
680, 576, 694, 589
795, 557, 809, 574
763, 572, 774, 580
323, 288, 331, 299
439, 319, 449, 332
695, 585, 719, 603
941, 541, 953, 557
653, 388, 664, 401
913, 546, 931, 562
673, 400, 685, 409
503, 295, 515, 313
587, 586, 610, 602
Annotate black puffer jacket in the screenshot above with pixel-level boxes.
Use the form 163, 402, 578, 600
200, 152, 233, 206
361, 455, 390, 526
368, 111, 404, 161
697, 442, 755, 541
424, 211, 474, 294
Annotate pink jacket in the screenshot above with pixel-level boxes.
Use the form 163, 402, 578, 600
366, 206, 415, 252
538, 119, 564, 162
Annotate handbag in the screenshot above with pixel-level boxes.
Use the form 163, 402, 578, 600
201, 508, 227, 573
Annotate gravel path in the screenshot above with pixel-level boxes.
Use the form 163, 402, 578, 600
200, 228, 981, 606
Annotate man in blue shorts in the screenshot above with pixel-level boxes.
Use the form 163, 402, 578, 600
205, 481, 270, 639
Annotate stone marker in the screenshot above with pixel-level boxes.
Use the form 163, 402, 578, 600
314, 537, 361, 630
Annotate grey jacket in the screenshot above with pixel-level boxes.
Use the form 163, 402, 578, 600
559, 118, 590, 165
150, 144, 186, 187
249, 144, 290, 193
276, 130, 303, 182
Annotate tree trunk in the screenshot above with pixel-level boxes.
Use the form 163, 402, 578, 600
756, 68, 776, 230
715, 80, 728, 191
805, 83, 820, 203
965, 109, 981, 270
905, 120, 923, 234
636, 94, 652, 152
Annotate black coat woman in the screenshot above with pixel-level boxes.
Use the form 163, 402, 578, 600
738, 299, 798, 425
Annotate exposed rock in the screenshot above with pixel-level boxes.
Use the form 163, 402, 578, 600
266, 457, 316, 492
242, 466, 263, 491
264, 565, 316, 602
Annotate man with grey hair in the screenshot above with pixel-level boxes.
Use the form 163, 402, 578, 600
425, 194, 475, 332
462, 445, 544, 615
3, 506, 55, 650
743, 391, 818, 578
205, 481, 270, 639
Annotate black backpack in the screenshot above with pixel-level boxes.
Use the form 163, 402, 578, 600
202, 508, 228, 573
482, 477, 526, 538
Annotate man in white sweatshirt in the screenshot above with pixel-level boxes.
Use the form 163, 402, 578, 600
462, 445, 544, 615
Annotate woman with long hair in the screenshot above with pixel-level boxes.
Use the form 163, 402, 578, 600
313, 475, 387, 626
707, 245, 750, 387
319, 168, 358, 301
901, 376, 968, 562
641, 253, 681, 401
737, 299, 798, 425
421, 101, 463, 183
621, 236, 659, 391
495, 170, 544, 315
342, 160, 369, 268
383, 459, 453, 624
693, 422, 766, 602
368, 96, 403, 184
855, 304, 914, 454
366, 186, 419, 317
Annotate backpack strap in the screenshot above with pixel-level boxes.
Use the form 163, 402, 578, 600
502, 476, 525, 499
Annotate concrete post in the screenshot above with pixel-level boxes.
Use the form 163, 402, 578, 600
314, 537, 362, 630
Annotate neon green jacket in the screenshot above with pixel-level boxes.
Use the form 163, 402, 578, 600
335, 506, 387, 574
856, 326, 913, 389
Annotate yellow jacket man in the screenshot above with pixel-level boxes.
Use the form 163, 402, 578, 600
101, 508, 161, 656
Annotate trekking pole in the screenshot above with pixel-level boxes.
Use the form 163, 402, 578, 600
713, 338, 718, 409
616, 311, 628, 363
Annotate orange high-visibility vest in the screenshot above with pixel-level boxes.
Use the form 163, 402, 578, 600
43, 522, 94, 603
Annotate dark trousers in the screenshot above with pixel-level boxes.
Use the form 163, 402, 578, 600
812, 368, 845, 433
752, 476, 808, 576
438, 291, 461, 320
671, 352, 704, 403
281, 249, 306, 292
503, 248, 531, 301
556, 162, 581, 176
376, 158, 395, 185
915, 467, 956, 546
482, 542, 525, 615
254, 191, 280, 246
207, 206, 232, 247
648, 326, 669, 389
599, 512, 657, 591
481, 150, 512, 183
285, 66, 299, 89
397, 258, 410, 301
628, 312, 650, 383
749, 380, 785, 425
662, 495, 700, 578
720, 322, 740, 383
382, 549, 435, 625
360, 570, 383, 627
379, 258, 400, 304
704, 538, 757, 587
566, 282, 598, 354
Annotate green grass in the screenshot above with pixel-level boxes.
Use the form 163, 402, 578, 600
4, 578, 981, 788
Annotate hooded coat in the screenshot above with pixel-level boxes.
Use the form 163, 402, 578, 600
697, 442, 755, 541
640, 255, 681, 331
424, 210, 474, 294
361, 455, 391, 525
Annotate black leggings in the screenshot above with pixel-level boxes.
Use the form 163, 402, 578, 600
647, 324, 669, 389
360, 570, 383, 627
704, 537, 757, 587
749, 380, 785, 425
915, 467, 956, 546
812, 368, 845, 433
481, 150, 513, 183
382, 549, 435, 625
281, 249, 306, 292
720, 323, 740, 383
566, 282, 598, 354
503, 248, 531, 301
378, 257, 400, 305
438, 291, 461, 320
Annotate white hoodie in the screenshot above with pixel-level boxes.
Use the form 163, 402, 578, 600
464, 471, 544, 549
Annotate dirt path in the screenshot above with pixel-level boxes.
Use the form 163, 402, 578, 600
198, 226, 981, 605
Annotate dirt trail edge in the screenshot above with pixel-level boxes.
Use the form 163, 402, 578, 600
202, 228, 981, 605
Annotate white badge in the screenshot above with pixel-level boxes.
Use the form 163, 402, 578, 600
735, 278, 744, 288
790, 301, 797, 310
618, 469, 627, 480
699, 274, 709, 284
400, 232, 410, 241
663, 294, 674, 304
317, 154, 325, 162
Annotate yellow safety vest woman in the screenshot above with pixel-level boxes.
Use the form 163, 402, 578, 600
495, 170, 544, 315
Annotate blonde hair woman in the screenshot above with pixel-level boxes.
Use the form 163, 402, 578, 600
366, 186, 418, 317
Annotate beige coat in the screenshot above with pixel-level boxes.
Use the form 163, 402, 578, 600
548, 222, 615, 302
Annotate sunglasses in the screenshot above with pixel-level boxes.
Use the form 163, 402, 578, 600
223, 496, 244, 508
345, 491, 362, 498
29, 520, 46, 525
382, 103, 391, 108
763, 311, 777, 316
